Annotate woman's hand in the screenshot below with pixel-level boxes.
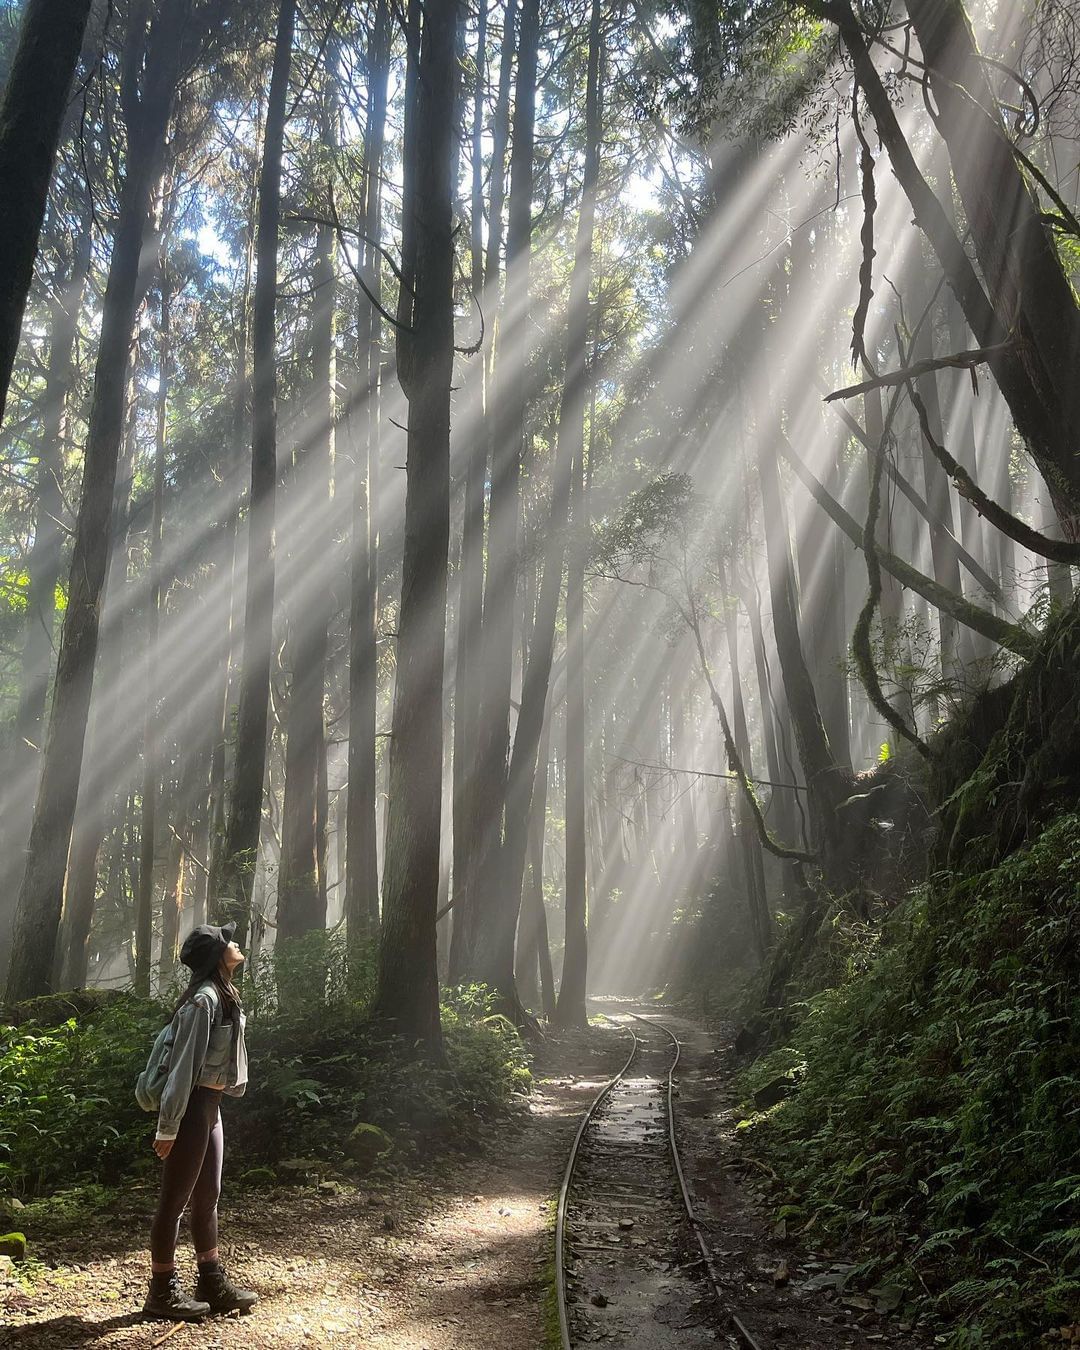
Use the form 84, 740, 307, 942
153, 1137, 174, 1159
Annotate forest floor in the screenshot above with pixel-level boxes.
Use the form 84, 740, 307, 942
1, 1007, 929, 1349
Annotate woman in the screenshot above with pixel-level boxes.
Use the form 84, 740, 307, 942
143, 920, 258, 1322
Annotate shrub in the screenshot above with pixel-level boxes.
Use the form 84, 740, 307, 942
0, 944, 530, 1199
738, 813, 1080, 1347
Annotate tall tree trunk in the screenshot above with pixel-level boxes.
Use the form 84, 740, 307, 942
557, 436, 590, 1024
448, 0, 491, 983
374, 0, 461, 1053
751, 361, 852, 878
206, 107, 260, 911
59, 387, 139, 990
795, 442, 852, 770
0, 209, 92, 981
278, 54, 338, 944
909, 274, 975, 682
0, 0, 93, 426
219, 0, 295, 944
720, 562, 771, 957
517, 708, 554, 1015
135, 258, 171, 996
346, 0, 391, 961
463, 0, 540, 981
743, 577, 790, 838
448, 0, 518, 982
6, 0, 191, 1003
553, 0, 602, 1028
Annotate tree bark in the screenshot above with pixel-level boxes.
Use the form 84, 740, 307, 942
278, 53, 338, 945
346, 0, 391, 962
6, 0, 191, 1003
753, 397, 851, 871
135, 257, 171, 996
208, 102, 261, 916
720, 561, 771, 957
59, 385, 139, 991
448, 0, 519, 983
0, 0, 93, 426
448, 0, 491, 984
374, 0, 461, 1053
462, 0, 540, 983
219, 0, 295, 945
0, 208, 92, 981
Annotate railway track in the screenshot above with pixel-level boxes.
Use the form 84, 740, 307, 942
555, 1009, 764, 1350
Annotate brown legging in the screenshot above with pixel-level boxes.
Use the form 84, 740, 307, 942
150, 1086, 224, 1264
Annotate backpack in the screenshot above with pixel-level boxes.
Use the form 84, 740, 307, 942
135, 1020, 175, 1112
134, 983, 221, 1113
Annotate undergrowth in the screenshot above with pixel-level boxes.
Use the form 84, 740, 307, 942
737, 812, 1080, 1347
0, 934, 530, 1202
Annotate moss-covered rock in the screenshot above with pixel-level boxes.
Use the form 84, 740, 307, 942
0, 1232, 27, 1260
345, 1122, 394, 1172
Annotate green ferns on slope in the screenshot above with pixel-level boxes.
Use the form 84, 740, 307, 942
742, 813, 1080, 1347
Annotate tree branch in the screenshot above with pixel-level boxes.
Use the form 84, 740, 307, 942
906, 381, 1080, 564
777, 434, 1037, 660
824, 343, 1011, 401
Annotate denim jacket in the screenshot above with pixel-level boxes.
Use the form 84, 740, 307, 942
156, 982, 248, 1141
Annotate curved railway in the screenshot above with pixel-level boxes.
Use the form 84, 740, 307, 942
555, 1009, 764, 1350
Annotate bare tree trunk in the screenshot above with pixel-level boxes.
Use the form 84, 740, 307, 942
720, 562, 771, 957
463, 0, 540, 983
136, 257, 171, 996
744, 578, 790, 838
517, 710, 554, 1016
752, 367, 852, 878
207, 107, 261, 911
0, 0, 93, 425
0, 209, 92, 980
375, 0, 461, 1053
448, 0, 491, 985
347, 0, 391, 962
449, 0, 517, 982
219, 0, 295, 944
5, 0, 191, 1002
278, 55, 338, 944
59, 392, 138, 991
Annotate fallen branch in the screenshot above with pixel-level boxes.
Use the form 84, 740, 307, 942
151, 1324, 186, 1349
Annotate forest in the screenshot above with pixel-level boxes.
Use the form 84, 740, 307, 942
1, 0, 1079, 1345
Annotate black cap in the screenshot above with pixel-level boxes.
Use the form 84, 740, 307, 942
179, 921, 237, 979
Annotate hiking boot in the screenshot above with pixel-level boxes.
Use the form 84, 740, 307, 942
195, 1261, 258, 1313
143, 1270, 211, 1321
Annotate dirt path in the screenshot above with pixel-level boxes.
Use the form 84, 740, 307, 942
2, 1010, 931, 1348
1, 1030, 625, 1350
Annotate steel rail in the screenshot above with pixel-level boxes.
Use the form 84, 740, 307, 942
555, 1017, 641, 1350
626, 1011, 766, 1350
